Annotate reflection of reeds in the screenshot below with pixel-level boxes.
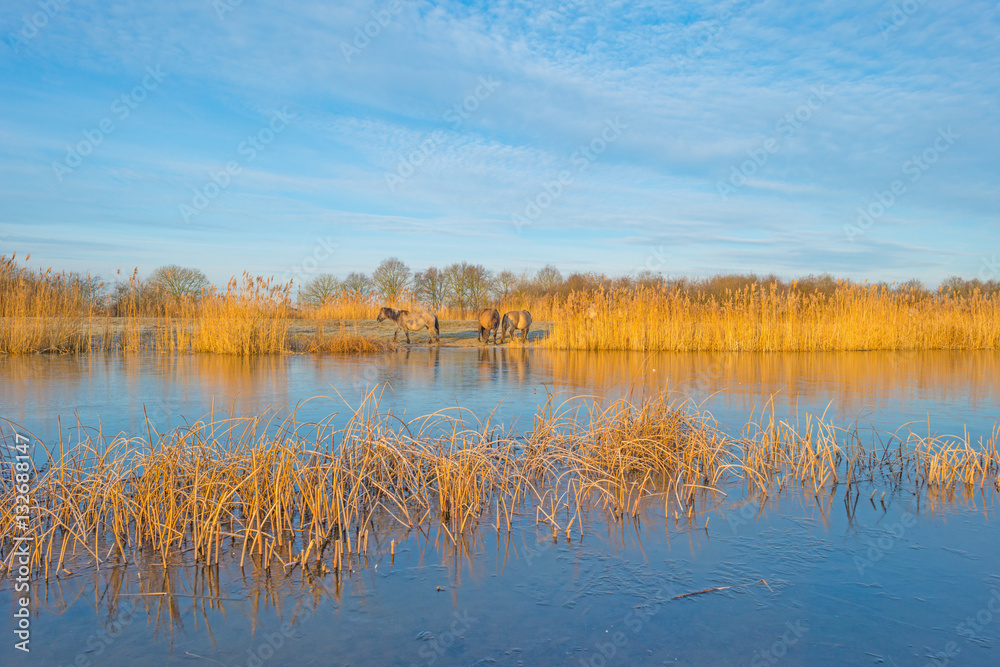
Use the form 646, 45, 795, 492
2, 389, 997, 580
547, 283, 1000, 351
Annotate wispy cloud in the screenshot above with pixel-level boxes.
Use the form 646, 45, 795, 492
0, 0, 997, 285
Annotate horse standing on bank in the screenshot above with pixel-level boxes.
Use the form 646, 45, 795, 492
500, 310, 532, 343
377, 307, 440, 344
478, 308, 500, 344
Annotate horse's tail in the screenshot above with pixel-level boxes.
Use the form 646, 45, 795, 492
501, 312, 510, 330
433, 314, 440, 338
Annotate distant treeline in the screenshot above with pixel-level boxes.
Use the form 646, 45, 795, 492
4, 253, 1000, 353
3, 253, 999, 318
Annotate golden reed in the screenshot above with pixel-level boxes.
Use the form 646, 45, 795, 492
1, 389, 996, 578
546, 282, 1000, 351
4, 254, 999, 353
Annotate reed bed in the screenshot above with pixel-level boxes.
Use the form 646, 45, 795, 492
191, 274, 291, 354
548, 282, 1000, 351
7, 250, 1000, 353
2, 390, 997, 580
303, 323, 398, 354
0, 254, 95, 354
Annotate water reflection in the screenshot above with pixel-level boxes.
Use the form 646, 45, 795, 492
8, 484, 997, 666
1, 349, 997, 443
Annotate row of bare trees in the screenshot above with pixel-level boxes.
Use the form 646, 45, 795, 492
297, 257, 567, 311
8, 252, 999, 318
298, 257, 1000, 311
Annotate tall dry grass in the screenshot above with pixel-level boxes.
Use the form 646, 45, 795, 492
5, 252, 1000, 353
305, 322, 398, 354
0, 254, 95, 353
191, 273, 292, 354
547, 282, 1000, 351
3, 389, 996, 579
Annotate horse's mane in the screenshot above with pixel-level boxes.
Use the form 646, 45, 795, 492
381, 306, 408, 319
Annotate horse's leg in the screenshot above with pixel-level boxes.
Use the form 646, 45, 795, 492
523, 325, 530, 341
393, 329, 398, 342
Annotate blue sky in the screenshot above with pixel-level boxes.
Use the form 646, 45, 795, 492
1, 0, 997, 288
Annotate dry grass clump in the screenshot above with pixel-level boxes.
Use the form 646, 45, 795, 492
304, 293, 382, 321
0, 254, 96, 353
567, 396, 728, 519
548, 282, 1000, 351
734, 404, 1000, 502
0, 392, 537, 578
191, 274, 292, 354
304, 323, 398, 354
1, 390, 997, 579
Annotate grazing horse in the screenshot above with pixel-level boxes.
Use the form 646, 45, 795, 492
500, 310, 532, 343
377, 307, 440, 344
477, 308, 500, 344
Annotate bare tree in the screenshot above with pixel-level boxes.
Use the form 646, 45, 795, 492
534, 264, 563, 293
414, 267, 447, 310
148, 265, 209, 303
299, 274, 341, 306
466, 264, 493, 308
443, 263, 471, 313
68, 272, 107, 309
492, 270, 517, 302
371, 257, 411, 302
342, 272, 371, 294
632, 270, 664, 289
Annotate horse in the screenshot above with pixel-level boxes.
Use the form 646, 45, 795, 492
477, 308, 500, 344
376, 307, 440, 344
500, 310, 532, 343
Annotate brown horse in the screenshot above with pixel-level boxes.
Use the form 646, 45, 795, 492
377, 307, 440, 344
477, 308, 500, 344
500, 310, 532, 343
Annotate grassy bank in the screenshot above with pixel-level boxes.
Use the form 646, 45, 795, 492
2, 390, 996, 578
4, 254, 999, 353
